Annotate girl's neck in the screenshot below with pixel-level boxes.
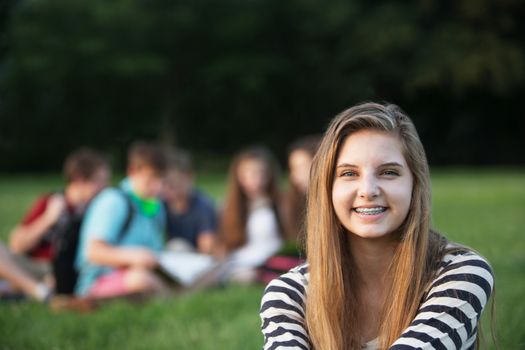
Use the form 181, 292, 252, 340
348, 234, 397, 287
248, 195, 270, 211
348, 234, 398, 343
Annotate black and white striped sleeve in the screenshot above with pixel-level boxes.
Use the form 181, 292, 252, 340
389, 252, 494, 350
260, 265, 311, 350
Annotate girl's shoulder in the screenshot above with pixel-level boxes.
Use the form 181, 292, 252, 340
284, 262, 309, 282
429, 243, 494, 293
261, 263, 310, 321
438, 243, 493, 272
263, 262, 310, 297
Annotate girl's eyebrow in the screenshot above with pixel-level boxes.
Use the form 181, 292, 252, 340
336, 163, 358, 168
336, 162, 404, 168
380, 162, 404, 168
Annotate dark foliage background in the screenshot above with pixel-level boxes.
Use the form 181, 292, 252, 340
1, 0, 524, 171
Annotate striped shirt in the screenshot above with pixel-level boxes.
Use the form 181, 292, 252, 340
260, 250, 494, 349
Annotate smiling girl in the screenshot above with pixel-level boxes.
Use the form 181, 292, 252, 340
260, 102, 494, 349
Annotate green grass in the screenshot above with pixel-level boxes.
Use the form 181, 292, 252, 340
0, 286, 263, 350
0, 168, 524, 349
431, 168, 525, 348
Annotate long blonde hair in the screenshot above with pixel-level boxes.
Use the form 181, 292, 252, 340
305, 102, 447, 349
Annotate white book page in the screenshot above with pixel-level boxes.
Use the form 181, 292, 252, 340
157, 251, 218, 287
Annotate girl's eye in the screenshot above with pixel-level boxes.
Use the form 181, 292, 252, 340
382, 170, 400, 176
340, 170, 358, 177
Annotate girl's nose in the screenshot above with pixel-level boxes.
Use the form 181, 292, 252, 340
357, 175, 380, 199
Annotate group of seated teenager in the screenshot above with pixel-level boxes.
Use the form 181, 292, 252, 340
0, 136, 320, 303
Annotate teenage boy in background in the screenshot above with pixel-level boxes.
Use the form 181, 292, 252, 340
75, 142, 169, 298
163, 149, 218, 255
6, 148, 110, 298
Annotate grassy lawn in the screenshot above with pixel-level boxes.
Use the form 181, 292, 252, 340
0, 168, 524, 349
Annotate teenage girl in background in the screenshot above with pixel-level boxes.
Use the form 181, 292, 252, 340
257, 136, 321, 285
219, 146, 283, 283
282, 135, 320, 243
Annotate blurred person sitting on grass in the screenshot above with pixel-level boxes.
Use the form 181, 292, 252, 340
281, 135, 320, 244
4, 148, 110, 299
218, 146, 284, 283
257, 136, 320, 285
74, 142, 169, 298
163, 149, 218, 255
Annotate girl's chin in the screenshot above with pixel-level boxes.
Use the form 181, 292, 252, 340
345, 227, 398, 240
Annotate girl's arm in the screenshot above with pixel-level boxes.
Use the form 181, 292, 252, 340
260, 265, 310, 350
389, 252, 494, 349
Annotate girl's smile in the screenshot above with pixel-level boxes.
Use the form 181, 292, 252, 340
352, 206, 388, 220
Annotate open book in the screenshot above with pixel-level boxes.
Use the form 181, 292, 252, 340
157, 251, 219, 287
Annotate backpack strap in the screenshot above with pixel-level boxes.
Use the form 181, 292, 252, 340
116, 189, 135, 243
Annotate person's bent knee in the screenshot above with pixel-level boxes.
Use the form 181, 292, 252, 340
123, 267, 164, 294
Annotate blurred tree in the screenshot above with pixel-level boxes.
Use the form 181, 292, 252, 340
1, 0, 168, 170
0, 0, 524, 171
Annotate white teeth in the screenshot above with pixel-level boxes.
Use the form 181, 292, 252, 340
354, 207, 386, 215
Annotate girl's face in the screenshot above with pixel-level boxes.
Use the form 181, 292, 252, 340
237, 158, 269, 200
331, 129, 413, 240
289, 149, 313, 194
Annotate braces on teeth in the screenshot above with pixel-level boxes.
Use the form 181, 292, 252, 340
355, 207, 385, 214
